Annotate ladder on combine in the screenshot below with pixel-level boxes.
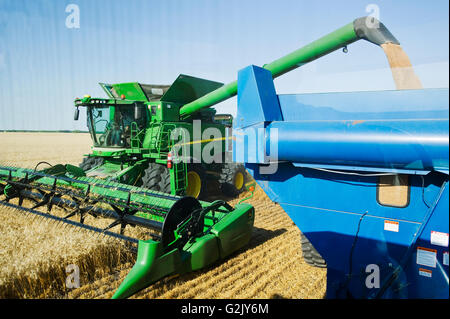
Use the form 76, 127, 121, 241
149, 123, 188, 195
172, 159, 187, 195
130, 122, 145, 149
171, 133, 188, 196
157, 124, 176, 156
167, 126, 188, 195
148, 123, 174, 155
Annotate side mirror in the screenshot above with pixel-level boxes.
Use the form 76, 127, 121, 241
74, 108, 80, 121
134, 104, 143, 120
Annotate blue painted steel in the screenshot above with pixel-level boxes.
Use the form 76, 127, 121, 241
234, 65, 449, 299
277, 89, 448, 121
267, 119, 448, 172
235, 65, 283, 129
397, 182, 449, 299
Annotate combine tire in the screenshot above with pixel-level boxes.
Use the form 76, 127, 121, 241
301, 233, 327, 268
158, 166, 171, 194
79, 157, 104, 172
142, 163, 170, 193
219, 163, 246, 197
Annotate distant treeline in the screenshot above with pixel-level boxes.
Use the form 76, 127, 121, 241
1, 130, 89, 133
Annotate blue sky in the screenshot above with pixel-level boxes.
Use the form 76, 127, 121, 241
0, 0, 448, 130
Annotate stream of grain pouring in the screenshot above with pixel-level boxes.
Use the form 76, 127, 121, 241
381, 43, 423, 90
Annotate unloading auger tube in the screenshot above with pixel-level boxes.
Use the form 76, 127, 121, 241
179, 16, 399, 117
0, 164, 255, 299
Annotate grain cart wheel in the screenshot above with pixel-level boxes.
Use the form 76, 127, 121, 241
300, 233, 327, 268
79, 156, 104, 172
185, 165, 206, 199
219, 163, 246, 197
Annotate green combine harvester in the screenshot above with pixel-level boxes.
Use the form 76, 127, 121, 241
74, 75, 246, 199
0, 16, 398, 298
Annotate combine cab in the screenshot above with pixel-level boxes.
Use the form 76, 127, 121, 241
74, 75, 245, 199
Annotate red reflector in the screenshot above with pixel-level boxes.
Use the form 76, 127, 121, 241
167, 153, 173, 169
120, 94, 126, 99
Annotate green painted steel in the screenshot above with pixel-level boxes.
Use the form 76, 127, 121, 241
112, 203, 254, 299
0, 165, 179, 212
263, 22, 357, 77
160, 74, 223, 105
109, 83, 149, 101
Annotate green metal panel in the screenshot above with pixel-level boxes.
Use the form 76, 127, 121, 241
91, 148, 127, 157
210, 203, 255, 258
147, 102, 180, 122
161, 74, 223, 105
187, 234, 219, 271
111, 202, 254, 299
111, 82, 149, 101
111, 241, 179, 299
160, 102, 181, 121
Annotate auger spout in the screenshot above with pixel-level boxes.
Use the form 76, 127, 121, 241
179, 16, 399, 117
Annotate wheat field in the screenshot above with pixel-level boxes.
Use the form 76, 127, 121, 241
0, 132, 326, 299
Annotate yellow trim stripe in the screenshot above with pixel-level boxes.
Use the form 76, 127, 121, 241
178, 136, 235, 146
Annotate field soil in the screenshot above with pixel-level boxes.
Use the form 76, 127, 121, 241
0, 132, 326, 299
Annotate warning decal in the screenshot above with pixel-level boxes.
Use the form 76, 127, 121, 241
416, 247, 437, 268
418, 268, 432, 278
384, 220, 399, 232
430, 231, 449, 247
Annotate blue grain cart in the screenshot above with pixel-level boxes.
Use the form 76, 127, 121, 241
233, 58, 448, 298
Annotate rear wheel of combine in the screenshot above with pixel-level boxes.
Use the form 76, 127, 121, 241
300, 233, 327, 268
79, 156, 104, 171
185, 165, 206, 199
219, 163, 246, 197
